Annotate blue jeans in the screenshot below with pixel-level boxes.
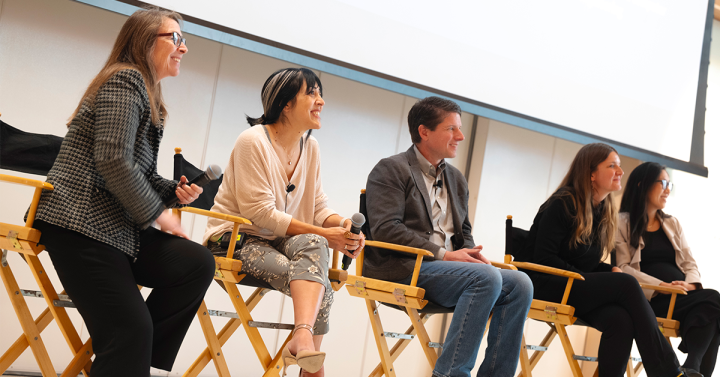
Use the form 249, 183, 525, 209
397, 261, 533, 377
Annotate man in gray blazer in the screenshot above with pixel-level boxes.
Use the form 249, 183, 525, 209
365, 96, 533, 377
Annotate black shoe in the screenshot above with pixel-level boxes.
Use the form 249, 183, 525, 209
680, 367, 704, 377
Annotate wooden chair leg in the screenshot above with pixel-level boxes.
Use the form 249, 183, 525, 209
520, 323, 557, 376
196, 301, 232, 377
58, 339, 92, 377
224, 282, 274, 370
366, 300, 397, 377
626, 358, 635, 377
26, 255, 93, 376
518, 335, 532, 377
184, 318, 242, 377
261, 333, 292, 377
184, 287, 268, 377
0, 256, 56, 376
627, 358, 644, 377
368, 314, 431, 377
0, 305, 53, 372
634, 362, 644, 376
554, 323, 583, 377
406, 307, 438, 368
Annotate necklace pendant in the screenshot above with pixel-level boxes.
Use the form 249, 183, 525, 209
288, 161, 292, 165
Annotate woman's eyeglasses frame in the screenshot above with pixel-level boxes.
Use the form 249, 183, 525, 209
656, 179, 674, 191
157, 32, 186, 47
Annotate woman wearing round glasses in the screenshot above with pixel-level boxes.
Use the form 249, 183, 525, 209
33, 8, 215, 376
617, 162, 720, 377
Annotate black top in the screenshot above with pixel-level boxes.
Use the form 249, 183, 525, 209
640, 228, 685, 283
514, 188, 614, 275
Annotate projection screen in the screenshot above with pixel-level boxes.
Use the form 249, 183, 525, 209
118, 0, 713, 175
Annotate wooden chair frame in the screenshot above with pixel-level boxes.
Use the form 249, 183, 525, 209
173, 149, 347, 377
505, 215, 686, 377
623, 283, 685, 377
0, 174, 94, 377
348, 189, 524, 377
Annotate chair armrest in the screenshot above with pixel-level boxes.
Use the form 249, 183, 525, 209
639, 283, 688, 295
178, 207, 252, 225
0, 174, 53, 190
490, 261, 518, 270
364, 240, 434, 257
363, 240, 432, 287
510, 261, 585, 281
215, 256, 242, 272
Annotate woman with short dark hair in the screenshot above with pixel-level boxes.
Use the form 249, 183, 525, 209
515, 143, 685, 377
203, 67, 364, 377
33, 8, 216, 376
618, 162, 720, 377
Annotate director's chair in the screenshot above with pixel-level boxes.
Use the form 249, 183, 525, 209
609, 252, 685, 377
344, 189, 524, 377
505, 215, 686, 377
0, 118, 93, 377
171, 148, 348, 377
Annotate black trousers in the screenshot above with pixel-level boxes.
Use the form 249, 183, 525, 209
35, 220, 216, 377
531, 271, 680, 377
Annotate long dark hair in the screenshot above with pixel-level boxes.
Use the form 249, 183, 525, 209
246, 68, 323, 134
69, 7, 182, 126
548, 143, 619, 257
619, 161, 668, 248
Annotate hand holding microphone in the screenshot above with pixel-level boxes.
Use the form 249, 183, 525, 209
165, 164, 222, 207
341, 213, 366, 270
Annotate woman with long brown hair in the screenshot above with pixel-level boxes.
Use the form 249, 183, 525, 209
514, 143, 685, 377
618, 162, 720, 377
32, 8, 215, 376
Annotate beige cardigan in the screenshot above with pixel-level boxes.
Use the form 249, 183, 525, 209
202, 125, 336, 244
616, 212, 702, 300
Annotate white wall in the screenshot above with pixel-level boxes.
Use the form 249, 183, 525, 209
1, 1, 717, 377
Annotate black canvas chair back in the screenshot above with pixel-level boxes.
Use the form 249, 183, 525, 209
171, 152, 272, 291
173, 152, 223, 211
0, 120, 62, 176
504, 216, 529, 260
359, 190, 372, 241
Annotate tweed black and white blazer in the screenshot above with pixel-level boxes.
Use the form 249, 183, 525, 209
35, 69, 178, 259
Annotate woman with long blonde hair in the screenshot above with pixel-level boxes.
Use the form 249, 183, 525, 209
33, 8, 215, 376
514, 143, 685, 377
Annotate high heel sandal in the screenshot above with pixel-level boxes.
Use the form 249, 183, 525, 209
282, 324, 326, 376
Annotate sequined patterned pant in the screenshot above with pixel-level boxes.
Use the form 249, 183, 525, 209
210, 233, 333, 334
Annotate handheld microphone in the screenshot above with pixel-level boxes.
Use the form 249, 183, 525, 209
341, 213, 366, 270
164, 164, 222, 207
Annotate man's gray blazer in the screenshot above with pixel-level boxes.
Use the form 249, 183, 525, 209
364, 146, 475, 282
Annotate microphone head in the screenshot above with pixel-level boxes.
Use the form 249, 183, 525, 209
206, 164, 223, 180
351, 212, 366, 227
286, 183, 296, 193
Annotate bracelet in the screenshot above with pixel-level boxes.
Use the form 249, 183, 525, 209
339, 217, 348, 228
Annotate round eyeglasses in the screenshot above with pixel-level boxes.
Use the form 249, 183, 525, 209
157, 32, 186, 47
656, 179, 674, 191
